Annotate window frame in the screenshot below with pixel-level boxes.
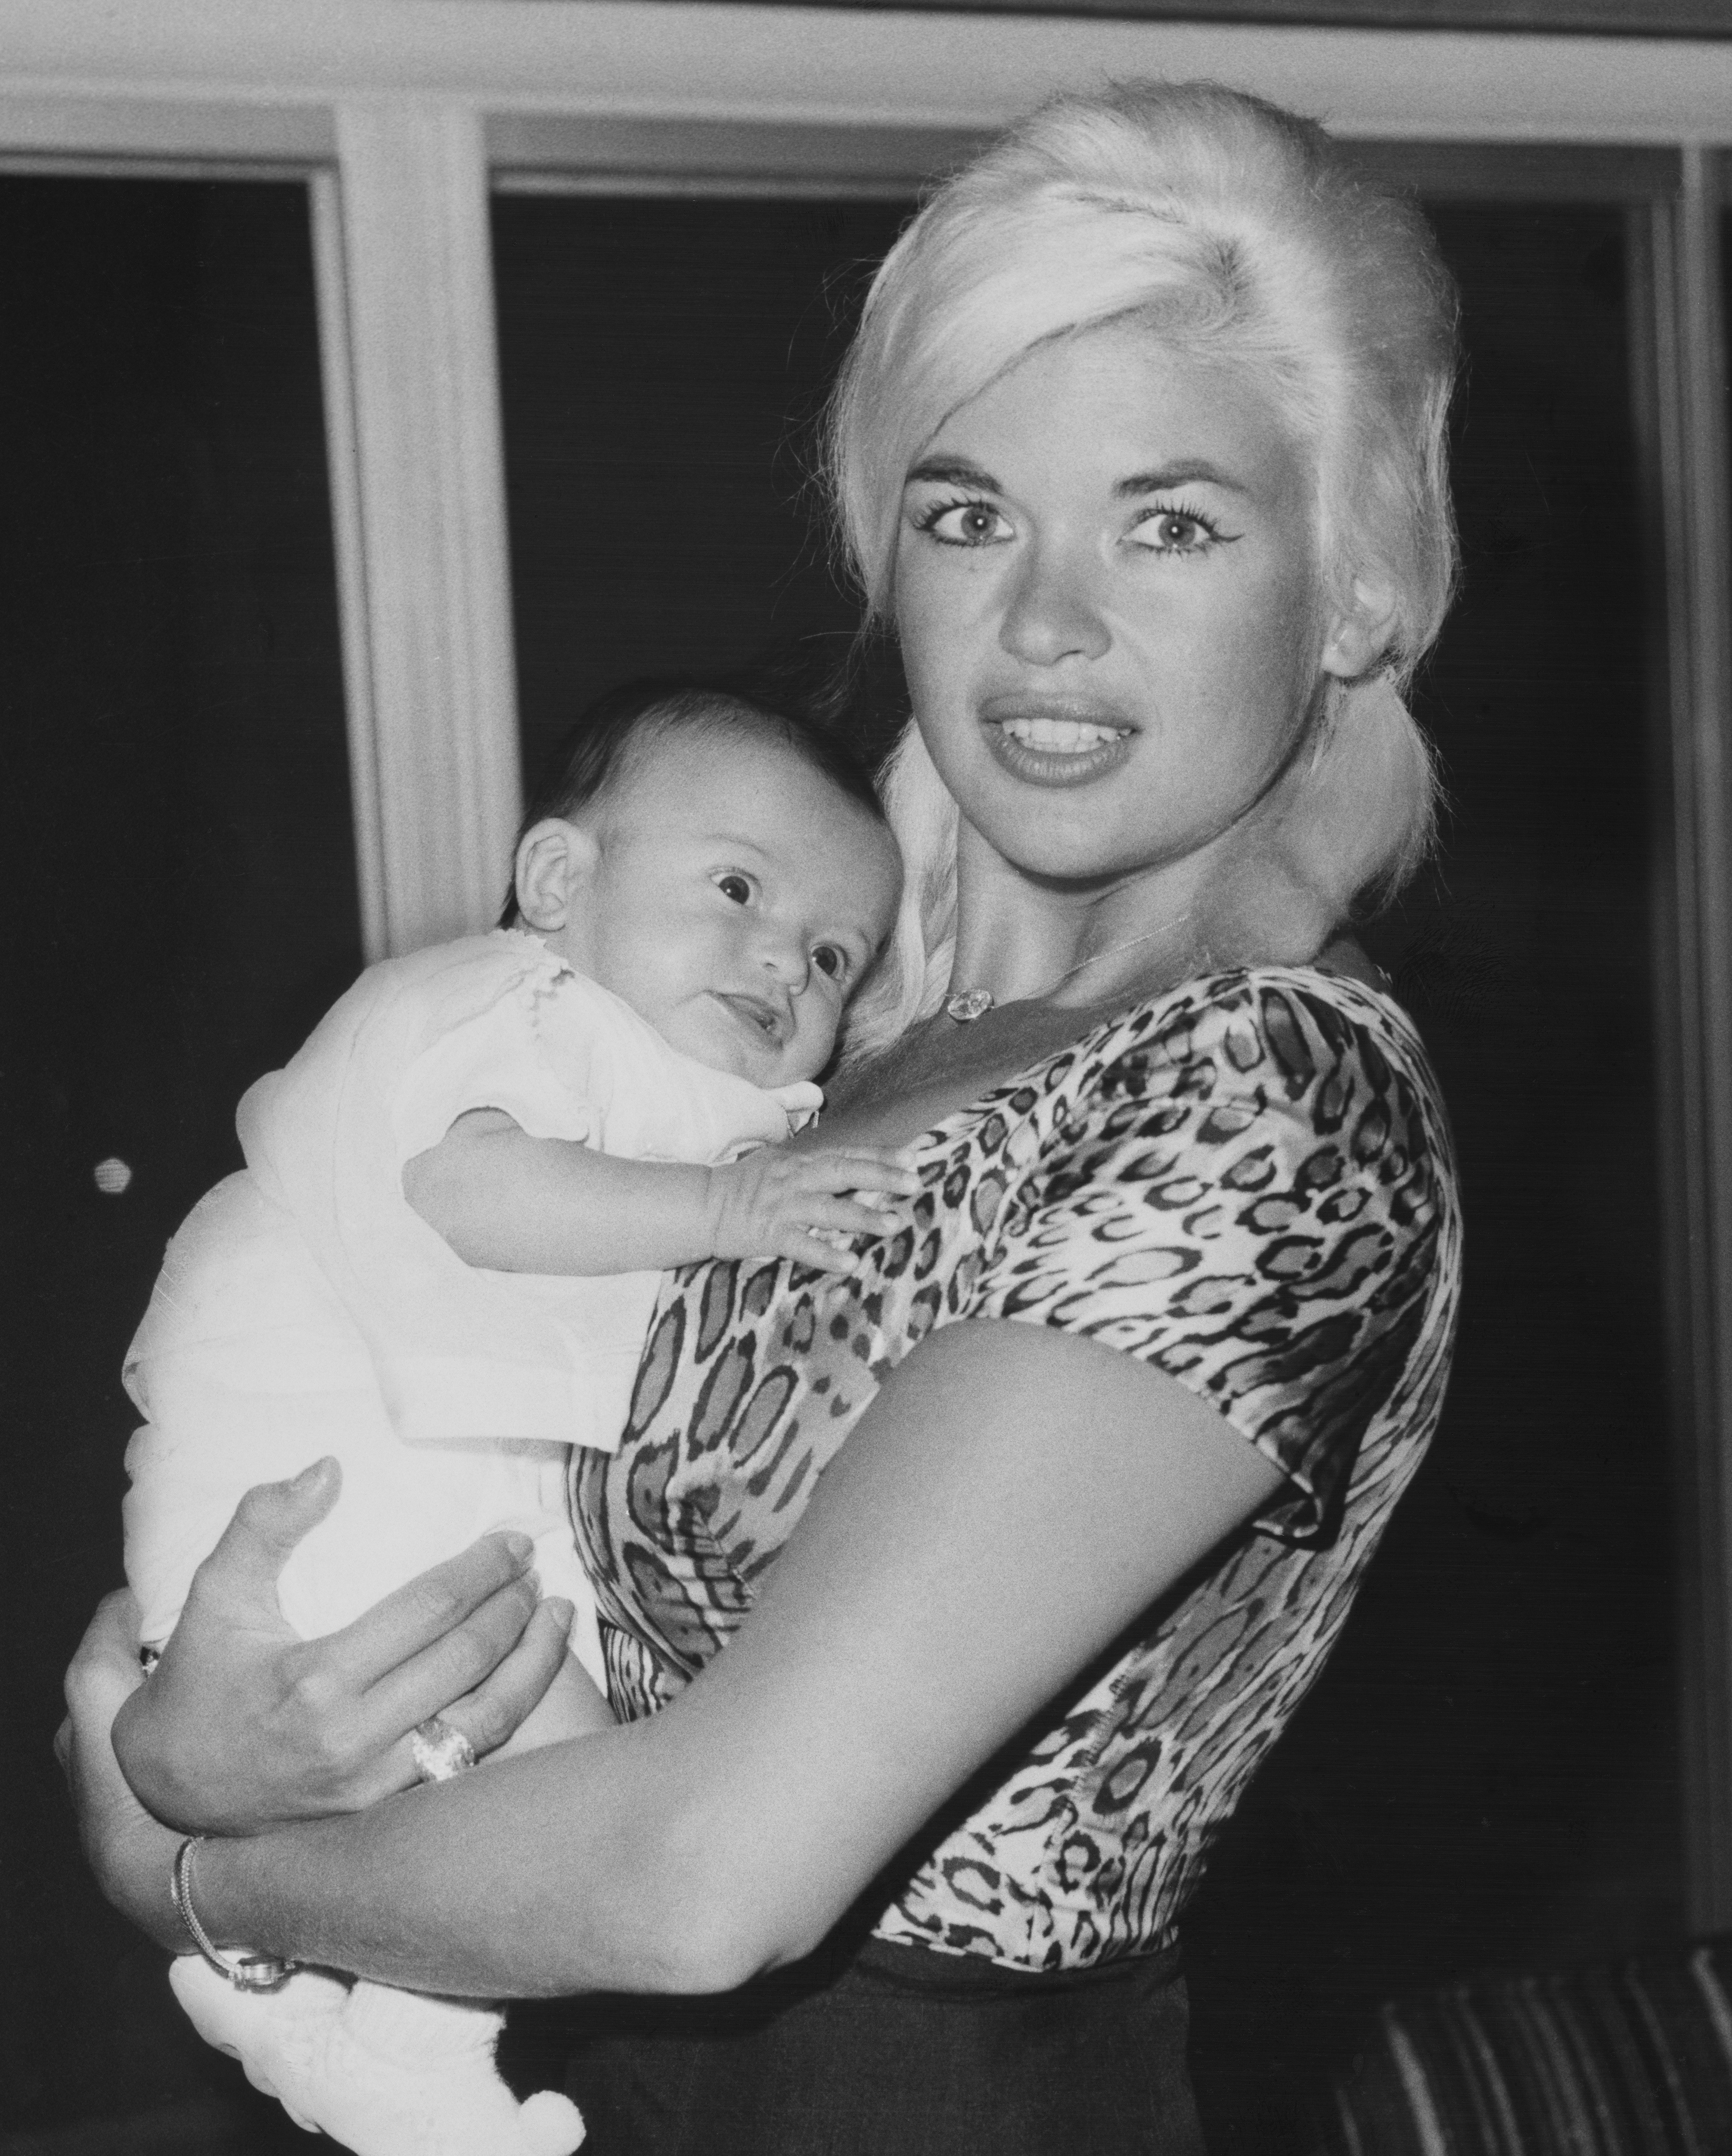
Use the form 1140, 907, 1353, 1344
6, 0, 1732, 1925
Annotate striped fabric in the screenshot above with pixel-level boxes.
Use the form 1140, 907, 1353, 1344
1320, 1941, 1732, 2156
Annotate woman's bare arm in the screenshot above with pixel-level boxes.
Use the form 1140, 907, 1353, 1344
68, 1319, 1280, 1997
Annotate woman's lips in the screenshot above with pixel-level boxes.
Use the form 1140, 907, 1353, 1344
979, 697, 1136, 786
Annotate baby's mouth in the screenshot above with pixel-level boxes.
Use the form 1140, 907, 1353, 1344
714, 991, 788, 1047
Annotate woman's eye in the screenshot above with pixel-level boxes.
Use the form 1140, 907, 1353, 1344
1130, 509, 1213, 554
921, 499, 1011, 547
714, 873, 753, 905
812, 945, 847, 981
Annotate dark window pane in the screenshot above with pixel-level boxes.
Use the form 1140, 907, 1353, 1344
0, 177, 355, 2139
494, 194, 913, 786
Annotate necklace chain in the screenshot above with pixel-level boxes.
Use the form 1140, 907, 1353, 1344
943, 912, 1193, 1025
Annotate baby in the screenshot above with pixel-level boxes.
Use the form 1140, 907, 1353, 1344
121, 682, 909, 2156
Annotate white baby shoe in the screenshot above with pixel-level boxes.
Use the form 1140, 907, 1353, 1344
170, 1955, 585, 2156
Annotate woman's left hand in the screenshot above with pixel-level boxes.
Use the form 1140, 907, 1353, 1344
55, 1588, 184, 1952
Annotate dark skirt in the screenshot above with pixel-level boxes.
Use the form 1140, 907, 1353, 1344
502, 1932, 1207, 2156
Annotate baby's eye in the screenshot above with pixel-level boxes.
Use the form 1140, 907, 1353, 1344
1128, 508, 1216, 555
714, 872, 754, 905
812, 944, 848, 982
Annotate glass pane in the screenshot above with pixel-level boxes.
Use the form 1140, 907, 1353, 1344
494, 194, 914, 786
0, 177, 356, 2143
494, 191, 1676, 2143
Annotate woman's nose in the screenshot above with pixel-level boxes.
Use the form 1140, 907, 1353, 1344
999, 544, 1111, 666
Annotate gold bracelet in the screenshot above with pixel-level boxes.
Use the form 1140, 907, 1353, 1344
169, 1835, 300, 1991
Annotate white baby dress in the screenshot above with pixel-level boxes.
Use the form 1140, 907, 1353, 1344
123, 927, 822, 1673
121, 930, 823, 2156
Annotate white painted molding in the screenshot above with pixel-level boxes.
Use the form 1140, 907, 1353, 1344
1650, 151, 1732, 1930
328, 102, 522, 954
310, 170, 389, 965
0, 0, 1723, 151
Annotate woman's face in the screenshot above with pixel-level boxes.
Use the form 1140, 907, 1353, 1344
894, 324, 1355, 889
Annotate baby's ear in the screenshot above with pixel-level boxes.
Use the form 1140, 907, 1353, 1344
513, 819, 594, 932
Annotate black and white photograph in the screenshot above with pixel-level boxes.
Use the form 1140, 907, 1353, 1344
7, 3, 1732, 2152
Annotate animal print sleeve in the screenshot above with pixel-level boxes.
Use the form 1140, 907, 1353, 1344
967, 972, 1455, 1546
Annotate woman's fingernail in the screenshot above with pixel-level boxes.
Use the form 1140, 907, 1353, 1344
501, 1532, 535, 1565
289, 1458, 328, 1491
546, 1598, 575, 1628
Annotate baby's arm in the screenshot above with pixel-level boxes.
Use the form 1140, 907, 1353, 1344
403, 1110, 918, 1279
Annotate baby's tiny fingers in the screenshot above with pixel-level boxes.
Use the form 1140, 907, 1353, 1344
805, 1152, 921, 1196
779, 1229, 860, 1276
799, 1196, 895, 1238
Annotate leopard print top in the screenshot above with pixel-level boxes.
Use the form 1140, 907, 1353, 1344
572, 967, 1461, 1971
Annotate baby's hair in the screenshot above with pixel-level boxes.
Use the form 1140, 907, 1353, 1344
499, 676, 887, 928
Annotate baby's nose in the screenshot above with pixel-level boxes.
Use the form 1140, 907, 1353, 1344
758, 933, 810, 989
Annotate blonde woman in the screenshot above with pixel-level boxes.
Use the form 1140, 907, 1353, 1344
65, 82, 1463, 2155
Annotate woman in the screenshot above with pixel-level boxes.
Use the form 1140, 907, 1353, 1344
63, 81, 1462, 2153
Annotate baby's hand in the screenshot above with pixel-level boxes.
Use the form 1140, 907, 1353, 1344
702, 1147, 921, 1274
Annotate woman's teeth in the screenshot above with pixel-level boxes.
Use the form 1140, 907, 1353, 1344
998, 716, 1125, 753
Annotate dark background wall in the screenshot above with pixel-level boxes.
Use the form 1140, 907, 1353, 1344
0, 173, 1688, 2152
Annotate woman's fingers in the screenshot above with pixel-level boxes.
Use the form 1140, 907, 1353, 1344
60, 1589, 147, 1808
56, 1587, 185, 1949
316, 1531, 540, 1695
440, 1596, 576, 1757
61, 1589, 147, 1787
365, 1598, 577, 1801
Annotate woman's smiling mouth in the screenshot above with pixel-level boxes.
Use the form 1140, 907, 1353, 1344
980, 697, 1136, 786
998, 715, 1124, 753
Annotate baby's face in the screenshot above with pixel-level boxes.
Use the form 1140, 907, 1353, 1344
548, 728, 902, 1088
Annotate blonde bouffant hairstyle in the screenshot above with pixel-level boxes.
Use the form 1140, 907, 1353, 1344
828, 81, 1460, 1054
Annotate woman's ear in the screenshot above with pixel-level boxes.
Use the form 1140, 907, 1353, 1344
1321, 579, 1400, 682
513, 818, 596, 934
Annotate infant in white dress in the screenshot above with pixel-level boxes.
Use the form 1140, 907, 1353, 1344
122, 683, 908, 2156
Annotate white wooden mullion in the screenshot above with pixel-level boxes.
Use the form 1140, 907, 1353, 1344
1646, 153, 1732, 1931
309, 166, 389, 965
1677, 149, 1732, 1931
327, 100, 522, 957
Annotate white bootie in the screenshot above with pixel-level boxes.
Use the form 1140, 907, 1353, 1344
170, 1955, 585, 2156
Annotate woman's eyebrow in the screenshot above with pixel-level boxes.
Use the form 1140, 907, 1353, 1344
1114, 462, 1250, 497
905, 455, 1000, 490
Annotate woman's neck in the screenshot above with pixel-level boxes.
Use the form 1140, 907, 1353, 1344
944, 820, 1334, 1015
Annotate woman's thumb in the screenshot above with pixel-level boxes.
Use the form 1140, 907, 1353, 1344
219, 1457, 344, 1572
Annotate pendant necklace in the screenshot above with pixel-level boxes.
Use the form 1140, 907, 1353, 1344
943, 912, 1194, 1025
